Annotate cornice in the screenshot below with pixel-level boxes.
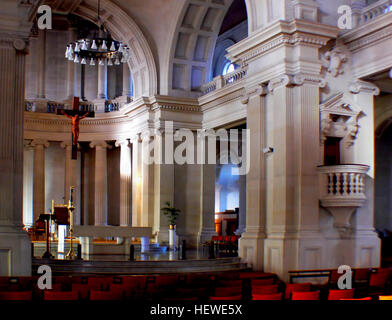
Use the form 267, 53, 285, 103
343, 23, 392, 53
226, 20, 339, 64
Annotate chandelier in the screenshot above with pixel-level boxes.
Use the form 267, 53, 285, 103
64, 0, 130, 66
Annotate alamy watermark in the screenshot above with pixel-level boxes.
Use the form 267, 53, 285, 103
139, 121, 250, 176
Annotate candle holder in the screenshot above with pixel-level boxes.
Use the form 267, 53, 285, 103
65, 187, 76, 260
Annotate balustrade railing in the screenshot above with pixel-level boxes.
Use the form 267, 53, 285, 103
357, 0, 392, 26
318, 164, 369, 201
25, 98, 129, 114
201, 65, 248, 95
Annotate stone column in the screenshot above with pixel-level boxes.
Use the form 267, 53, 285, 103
115, 139, 132, 226
61, 141, 79, 224
237, 173, 246, 234
97, 60, 107, 99
122, 63, 131, 97
31, 139, 49, 223
238, 85, 267, 271
198, 130, 217, 244
0, 9, 33, 274
66, 28, 76, 100
153, 127, 174, 243
90, 141, 109, 226
141, 133, 155, 228
23, 141, 34, 229
131, 135, 142, 226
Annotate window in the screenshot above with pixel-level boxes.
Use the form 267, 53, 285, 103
222, 62, 235, 76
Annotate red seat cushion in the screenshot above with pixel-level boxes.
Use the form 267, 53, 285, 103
44, 291, 79, 300
214, 286, 242, 297
0, 291, 32, 300
252, 292, 283, 301
370, 272, 390, 287
328, 289, 355, 300
291, 291, 320, 301
285, 283, 311, 299
252, 284, 278, 295
210, 295, 242, 300
341, 297, 372, 300
251, 278, 275, 286
90, 290, 123, 300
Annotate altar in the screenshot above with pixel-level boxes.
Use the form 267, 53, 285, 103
73, 225, 152, 258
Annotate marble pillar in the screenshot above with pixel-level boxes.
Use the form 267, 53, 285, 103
141, 133, 155, 228
115, 139, 132, 226
90, 141, 109, 226
131, 135, 142, 227
31, 139, 49, 223
238, 85, 267, 271
198, 130, 217, 244
61, 141, 79, 224
0, 8, 33, 274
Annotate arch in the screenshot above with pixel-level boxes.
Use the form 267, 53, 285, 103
167, 0, 248, 97
375, 103, 392, 137
72, 0, 158, 98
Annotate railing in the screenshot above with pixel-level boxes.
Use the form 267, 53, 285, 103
318, 164, 369, 201
201, 65, 248, 95
25, 98, 130, 114
357, 0, 392, 26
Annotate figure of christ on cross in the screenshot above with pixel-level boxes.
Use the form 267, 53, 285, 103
57, 97, 95, 159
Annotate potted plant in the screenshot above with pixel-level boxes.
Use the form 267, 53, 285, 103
161, 201, 181, 250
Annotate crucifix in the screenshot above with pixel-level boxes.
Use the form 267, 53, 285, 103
57, 97, 95, 159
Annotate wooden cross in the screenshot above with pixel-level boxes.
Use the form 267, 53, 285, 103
57, 97, 95, 159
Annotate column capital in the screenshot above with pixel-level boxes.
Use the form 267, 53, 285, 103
60, 141, 73, 149
241, 84, 268, 104
130, 133, 142, 144
115, 139, 130, 148
90, 140, 110, 149
30, 139, 49, 148
267, 73, 326, 93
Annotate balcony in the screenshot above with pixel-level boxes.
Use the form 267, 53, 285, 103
356, 0, 392, 27
318, 164, 369, 232
201, 65, 248, 95
24, 97, 130, 114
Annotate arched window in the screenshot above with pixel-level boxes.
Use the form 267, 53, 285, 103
222, 62, 235, 75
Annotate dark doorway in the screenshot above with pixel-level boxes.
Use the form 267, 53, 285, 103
324, 137, 341, 166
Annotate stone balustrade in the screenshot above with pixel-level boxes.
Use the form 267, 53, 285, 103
357, 0, 392, 26
201, 65, 248, 95
318, 164, 370, 231
318, 164, 369, 203
24, 97, 131, 114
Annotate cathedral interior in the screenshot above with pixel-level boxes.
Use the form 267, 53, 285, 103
1, 0, 392, 304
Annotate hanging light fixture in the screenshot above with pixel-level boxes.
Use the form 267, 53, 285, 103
65, 0, 130, 67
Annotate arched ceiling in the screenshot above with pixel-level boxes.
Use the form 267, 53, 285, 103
167, 0, 246, 98
44, 0, 158, 99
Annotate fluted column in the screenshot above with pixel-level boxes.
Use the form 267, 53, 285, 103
0, 1, 39, 276
31, 139, 49, 223
97, 61, 107, 99
131, 135, 142, 227
141, 133, 154, 228
90, 141, 109, 226
115, 139, 132, 226
198, 130, 217, 244
61, 141, 79, 224
122, 63, 131, 97
238, 85, 267, 271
